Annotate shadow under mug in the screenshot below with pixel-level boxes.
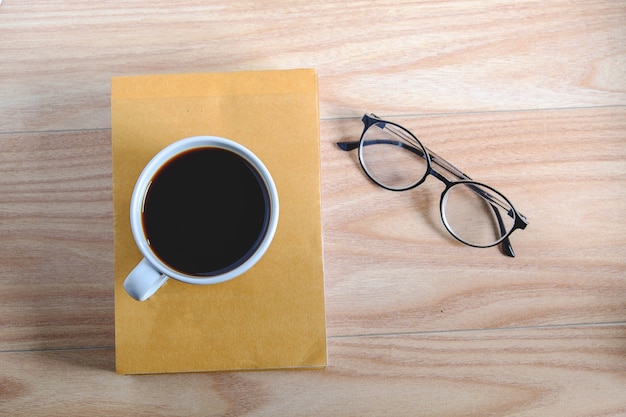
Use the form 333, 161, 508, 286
124, 136, 279, 301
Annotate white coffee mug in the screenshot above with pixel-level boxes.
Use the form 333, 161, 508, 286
124, 136, 279, 301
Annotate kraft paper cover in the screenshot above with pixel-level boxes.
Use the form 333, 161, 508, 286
112, 69, 326, 374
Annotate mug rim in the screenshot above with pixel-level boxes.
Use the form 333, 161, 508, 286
129, 135, 279, 285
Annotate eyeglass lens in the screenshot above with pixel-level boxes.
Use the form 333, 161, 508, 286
359, 121, 428, 190
442, 182, 515, 247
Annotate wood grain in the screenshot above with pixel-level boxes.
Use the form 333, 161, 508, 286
1, 0, 625, 415
0, 130, 114, 350
1, 325, 624, 416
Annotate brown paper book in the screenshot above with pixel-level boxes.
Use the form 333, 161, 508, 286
112, 69, 327, 374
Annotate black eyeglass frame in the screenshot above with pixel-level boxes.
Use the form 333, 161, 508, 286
337, 113, 528, 257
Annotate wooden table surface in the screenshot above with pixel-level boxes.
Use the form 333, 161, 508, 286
1, 1, 625, 415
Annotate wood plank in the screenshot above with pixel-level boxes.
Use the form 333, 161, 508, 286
0, 130, 114, 350
1, 325, 625, 416
1, 0, 624, 132
1, 107, 624, 350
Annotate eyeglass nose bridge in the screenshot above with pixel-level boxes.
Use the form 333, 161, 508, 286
427, 166, 453, 187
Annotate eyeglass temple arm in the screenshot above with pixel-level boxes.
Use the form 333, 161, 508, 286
337, 139, 518, 257
337, 140, 471, 183
370, 125, 527, 220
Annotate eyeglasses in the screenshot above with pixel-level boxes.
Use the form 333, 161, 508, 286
337, 114, 528, 257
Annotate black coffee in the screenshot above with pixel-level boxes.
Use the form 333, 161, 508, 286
142, 147, 270, 276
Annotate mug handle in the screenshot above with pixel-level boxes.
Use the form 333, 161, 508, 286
123, 258, 169, 301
